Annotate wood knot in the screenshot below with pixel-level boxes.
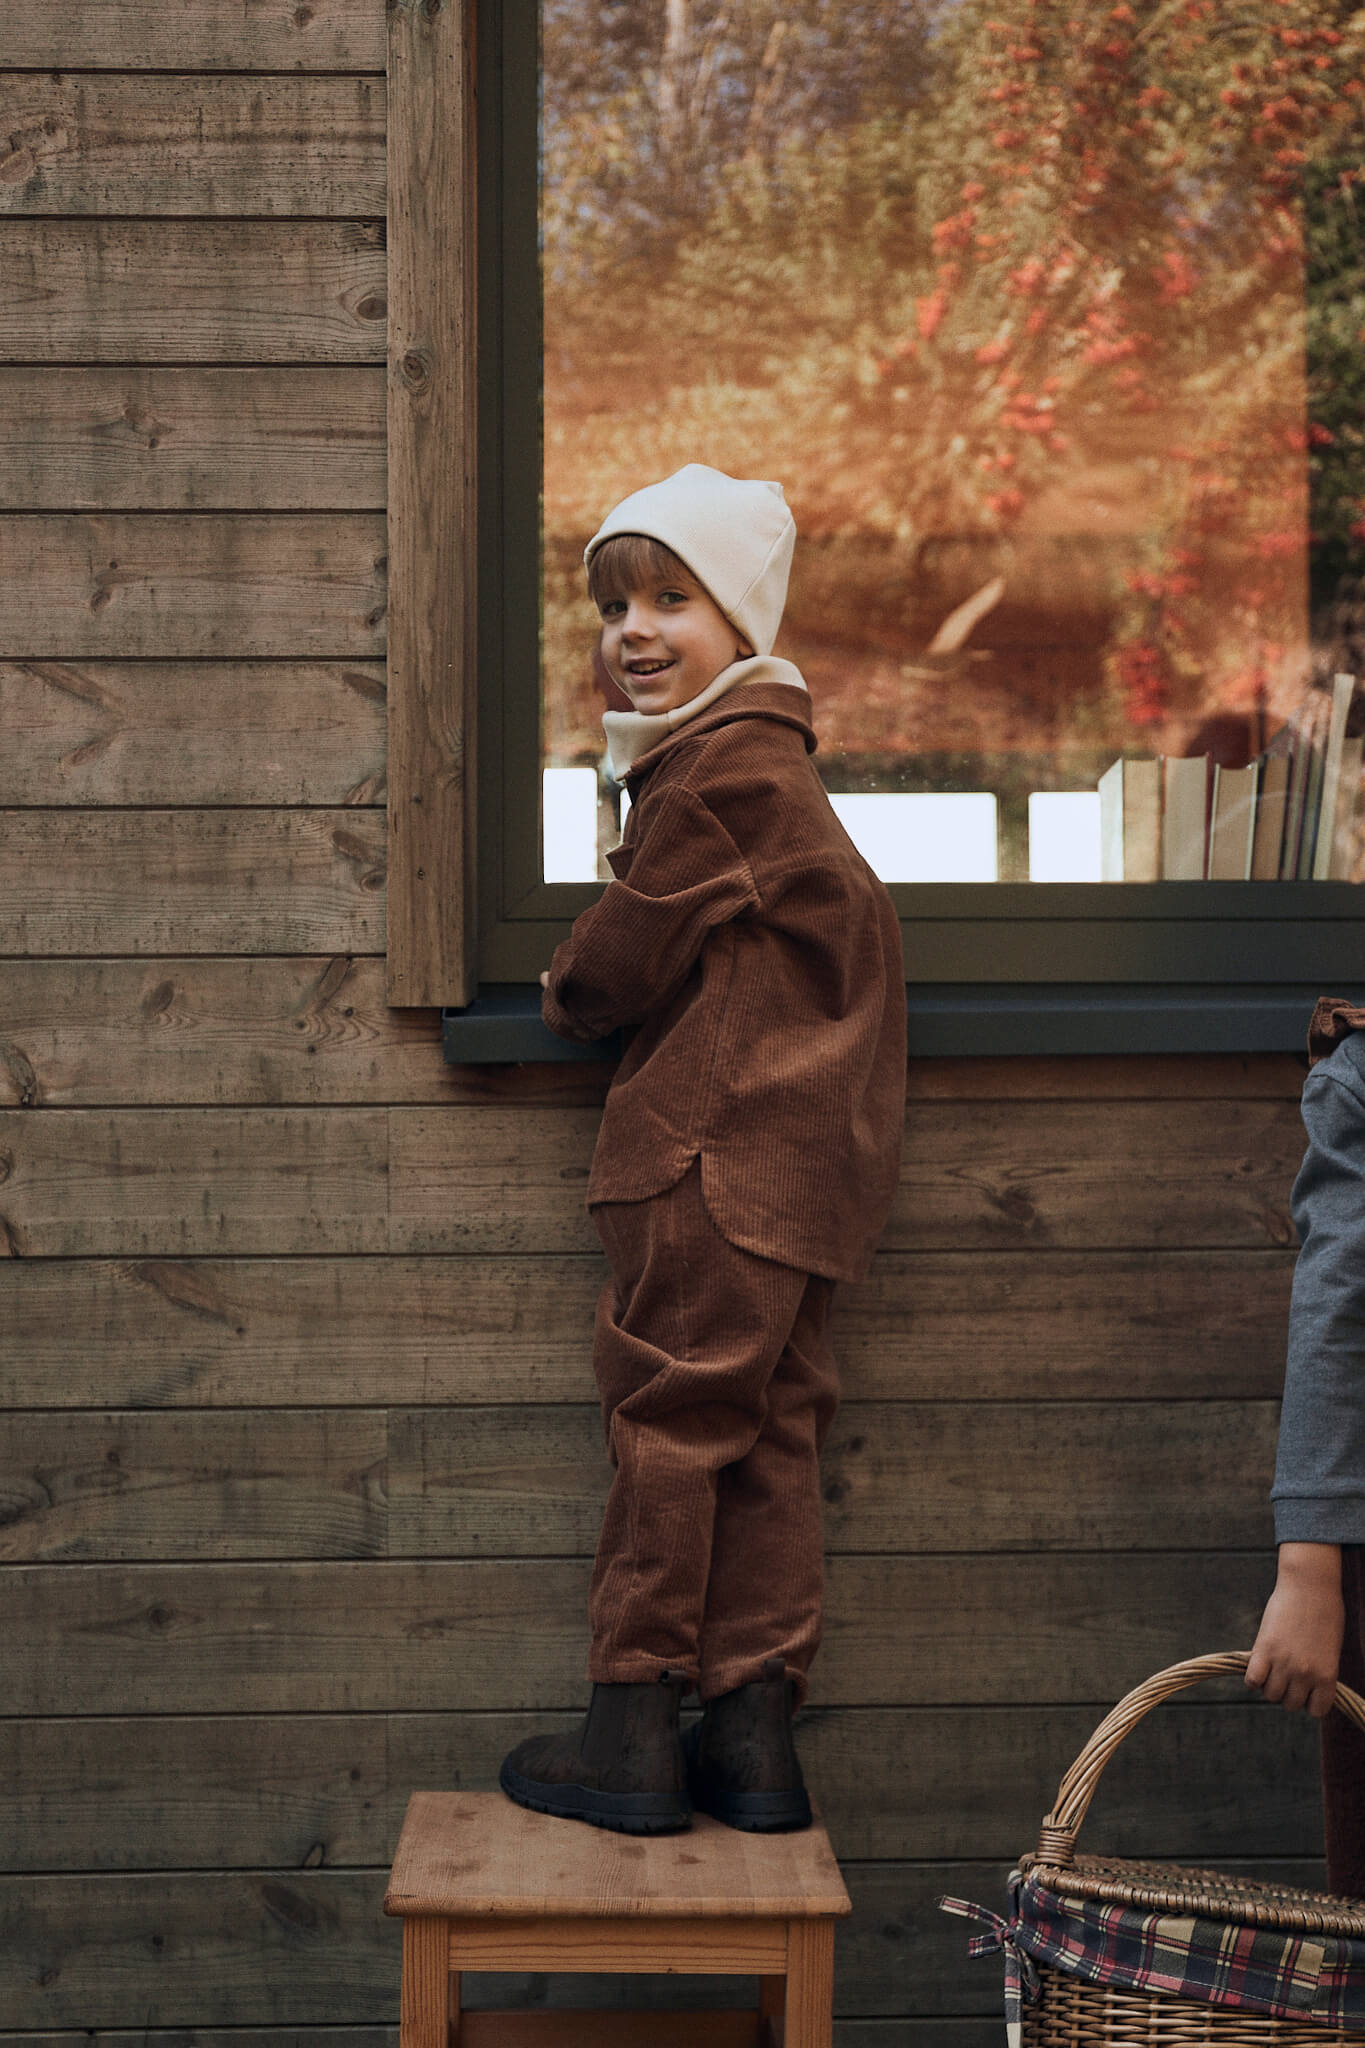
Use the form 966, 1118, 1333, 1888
400, 349, 431, 390
355, 293, 387, 322
1, 1043, 38, 1107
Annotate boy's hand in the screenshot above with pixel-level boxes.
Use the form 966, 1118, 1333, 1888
1246, 1542, 1345, 1718
539, 971, 549, 988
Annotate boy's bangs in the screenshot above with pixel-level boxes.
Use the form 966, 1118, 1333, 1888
588, 533, 691, 607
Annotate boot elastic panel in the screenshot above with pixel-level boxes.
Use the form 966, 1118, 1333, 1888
500, 1676, 692, 1836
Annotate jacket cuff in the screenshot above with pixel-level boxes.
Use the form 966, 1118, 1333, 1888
541, 983, 609, 1044
1273, 1496, 1365, 1545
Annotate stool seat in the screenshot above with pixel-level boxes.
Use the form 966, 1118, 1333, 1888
384, 1790, 851, 2048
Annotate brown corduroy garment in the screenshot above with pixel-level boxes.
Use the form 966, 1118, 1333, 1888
1323, 1544, 1365, 1898
587, 1160, 838, 1705
542, 682, 906, 1284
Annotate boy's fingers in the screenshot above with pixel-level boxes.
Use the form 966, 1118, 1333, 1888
1308, 1677, 1338, 1719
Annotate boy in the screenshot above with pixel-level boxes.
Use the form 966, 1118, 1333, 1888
1246, 994, 1365, 1897
499, 465, 906, 1834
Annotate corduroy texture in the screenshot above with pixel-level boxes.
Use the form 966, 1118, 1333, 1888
1324, 1545, 1365, 1899
542, 683, 907, 1283
584, 464, 796, 657
586, 1160, 838, 1707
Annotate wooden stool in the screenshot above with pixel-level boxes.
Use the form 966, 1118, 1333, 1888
384, 1790, 852, 2048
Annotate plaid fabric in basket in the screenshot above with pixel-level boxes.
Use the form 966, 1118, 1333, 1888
941, 1871, 1365, 2045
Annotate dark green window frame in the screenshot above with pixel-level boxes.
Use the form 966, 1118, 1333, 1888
453, 0, 1364, 1060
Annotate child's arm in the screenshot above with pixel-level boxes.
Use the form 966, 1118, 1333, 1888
1246, 1541, 1345, 1717
1248, 1051, 1365, 1717
542, 781, 758, 1041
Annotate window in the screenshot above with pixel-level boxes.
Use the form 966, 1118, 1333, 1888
390, 0, 1365, 1047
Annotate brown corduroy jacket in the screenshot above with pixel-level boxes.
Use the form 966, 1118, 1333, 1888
542, 683, 906, 1282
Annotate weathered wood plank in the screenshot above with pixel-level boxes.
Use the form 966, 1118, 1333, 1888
385, 0, 478, 1005
0, 813, 386, 958
0, 1111, 390, 1258
0, 963, 618, 1107
3, 662, 385, 804
0, 2037, 400, 2048
0, 1703, 1319, 1871
5, 1, 385, 71
0, 374, 385, 511
0, 1873, 398, 2029
0, 2030, 1023, 2048
0, 1258, 604, 1406
0, 1717, 391, 1871
0, 223, 386, 364
0, 76, 385, 217
0, 1251, 1296, 1409
0, 517, 386, 659
0, 1100, 1305, 1256
387, 1400, 1281, 1559
389, 1100, 1303, 1254
0, 1554, 1277, 1714
0, 1399, 1280, 1564
0, 1862, 1328, 2029
900, 1054, 1306, 1101
0, 1411, 387, 1563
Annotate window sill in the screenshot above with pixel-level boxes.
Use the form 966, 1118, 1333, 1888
443, 983, 1361, 1064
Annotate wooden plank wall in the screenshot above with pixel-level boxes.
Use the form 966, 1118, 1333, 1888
0, 8, 1322, 2046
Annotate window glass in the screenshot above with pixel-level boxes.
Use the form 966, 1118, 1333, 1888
540, 0, 1365, 885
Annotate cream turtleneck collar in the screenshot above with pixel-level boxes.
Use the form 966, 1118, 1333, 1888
601, 654, 809, 782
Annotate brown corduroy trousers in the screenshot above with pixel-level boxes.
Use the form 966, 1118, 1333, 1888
1324, 1544, 1365, 1898
586, 1159, 838, 1705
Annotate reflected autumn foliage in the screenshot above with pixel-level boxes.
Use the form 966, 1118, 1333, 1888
541, 0, 1365, 801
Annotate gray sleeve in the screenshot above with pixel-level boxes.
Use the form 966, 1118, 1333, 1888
1271, 1047, 1365, 1543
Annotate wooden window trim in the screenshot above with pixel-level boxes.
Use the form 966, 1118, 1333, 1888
386, 0, 479, 1007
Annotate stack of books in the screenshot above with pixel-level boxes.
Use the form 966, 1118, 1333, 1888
1097, 672, 1361, 881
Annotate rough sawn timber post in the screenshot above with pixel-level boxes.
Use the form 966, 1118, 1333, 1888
386, 0, 479, 1006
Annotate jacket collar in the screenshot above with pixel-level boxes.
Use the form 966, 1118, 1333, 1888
610, 661, 816, 787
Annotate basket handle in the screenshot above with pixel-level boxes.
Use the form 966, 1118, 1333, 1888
1035, 1651, 1365, 1869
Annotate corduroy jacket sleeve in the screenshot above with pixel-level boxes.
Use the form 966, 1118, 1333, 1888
542, 781, 760, 1041
1272, 1041, 1365, 1544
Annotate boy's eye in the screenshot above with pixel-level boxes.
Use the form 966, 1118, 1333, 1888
599, 598, 626, 618
657, 588, 688, 606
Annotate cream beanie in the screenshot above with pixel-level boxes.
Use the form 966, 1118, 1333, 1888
584, 463, 796, 657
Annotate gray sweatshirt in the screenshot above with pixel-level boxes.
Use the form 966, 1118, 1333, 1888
1272, 1029, 1365, 1545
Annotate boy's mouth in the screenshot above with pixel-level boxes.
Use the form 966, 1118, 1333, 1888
625, 659, 673, 677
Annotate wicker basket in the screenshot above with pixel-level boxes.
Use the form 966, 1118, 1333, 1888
949, 1652, 1365, 2046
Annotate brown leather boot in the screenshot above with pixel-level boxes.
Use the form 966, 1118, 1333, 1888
684, 1656, 813, 1832
499, 1673, 692, 1834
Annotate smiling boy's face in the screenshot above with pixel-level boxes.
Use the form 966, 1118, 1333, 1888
597, 564, 752, 716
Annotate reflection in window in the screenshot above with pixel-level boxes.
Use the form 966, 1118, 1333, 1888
540, 1, 1365, 883
1028, 791, 1103, 883
829, 792, 999, 882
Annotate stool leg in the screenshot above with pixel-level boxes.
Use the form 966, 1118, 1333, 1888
401, 1916, 451, 2048
783, 1920, 834, 2048
759, 1970, 786, 2047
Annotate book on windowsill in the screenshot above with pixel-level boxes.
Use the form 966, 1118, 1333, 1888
1161, 754, 1212, 880
1330, 733, 1364, 880
1206, 761, 1258, 880
1313, 672, 1358, 881
1279, 694, 1324, 879
1250, 742, 1291, 880
1097, 756, 1160, 881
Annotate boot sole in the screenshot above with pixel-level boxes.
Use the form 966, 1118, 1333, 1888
682, 1722, 813, 1832
499, 1760, 691, 1835
691, 1784, 813, 1832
